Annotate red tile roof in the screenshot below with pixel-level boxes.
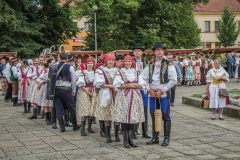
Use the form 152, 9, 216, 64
194, 0, 240, 12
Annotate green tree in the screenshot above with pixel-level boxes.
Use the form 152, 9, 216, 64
217, 7, 238, 47
0, 0, 44, 57
0, 0, 79, 57
79, 0, 201, 51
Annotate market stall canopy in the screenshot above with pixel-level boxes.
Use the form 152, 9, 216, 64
0, 52, 17, 58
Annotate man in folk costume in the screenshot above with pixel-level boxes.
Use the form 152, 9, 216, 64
18, 60, 33, 113
54, 53, 79, 132
9, 57, 20, 106
141, 43, 177, 146
46, 56, 59, 129
28, 57, 44, 119
133, 43, 151, 139
112, 54, 124, 142
115, 54, 124, 69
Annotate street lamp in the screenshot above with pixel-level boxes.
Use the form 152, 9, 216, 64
92, 5, 98, 51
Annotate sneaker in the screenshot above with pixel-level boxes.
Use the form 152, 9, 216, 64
211, 115, 216, 120
219, 115, 224, 120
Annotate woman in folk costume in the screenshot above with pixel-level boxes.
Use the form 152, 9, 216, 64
92, 54, 108, 137
94, 54, 118, 143
77, 57, 96, 136
185, 57, 194, 86
25, 59, 34, 112
18, 60, 33, 113
206, 58, 229, 120
37, 61, 53, 125
112, 55, 145, 148
194, 59, 201, 85
28, 57, 44, 119
200, 57, 207, 85
234, 55, 240, 81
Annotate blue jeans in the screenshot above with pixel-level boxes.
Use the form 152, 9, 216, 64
149, 97, 170, 121
227, 64, 234, 78
140, 90, 148, 108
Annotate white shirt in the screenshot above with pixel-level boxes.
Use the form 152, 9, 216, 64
94, 67, 118, 108
77, 70, 94, 87
18, 66, 32, 80
140, 60, 177, 97
56, 65, 76, 94
3, 63, 10, 81
113, 68, 145, 89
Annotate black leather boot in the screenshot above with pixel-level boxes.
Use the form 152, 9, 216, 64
13, 98, 18, 106
142, 122, 151, 139
162, 121, 171, 146
128, 124, 137, 147
64, 110, 71, 127
23, 102, 27, 113
72, 114, 79, 131
123, 130, 130, 148
45, 112, 51, 125
92, 117, 97, 124
87, 118, 95, 133
28, 108, 37, 119
58, 116, 65, 132
51, 108, 57, 129
131, 124, 138, 140
41, 111, 45, 119
80, 121, 87, 136
146, 113, 159, 145
99, 120, 106, 137
37, 106, 41, 115
106, 126, 112, 143
114, 125, 120, 142
27, 102, 31, 113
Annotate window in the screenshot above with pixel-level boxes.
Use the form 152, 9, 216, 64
205, 21, 210, 32
215, 21, 220, 32
74, 22, 78, 28
215, 42, 221, 48
205, 42, 211, 49
73, 46, 84, 51
84, 22, 93, 31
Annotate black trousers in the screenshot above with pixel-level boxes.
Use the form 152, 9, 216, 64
5, 82, 12, 100
54, 88, 76, 119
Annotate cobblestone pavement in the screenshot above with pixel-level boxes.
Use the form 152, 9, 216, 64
0, 82, 240, 160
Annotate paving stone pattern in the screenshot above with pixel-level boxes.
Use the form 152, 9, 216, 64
0, 81, 240, 160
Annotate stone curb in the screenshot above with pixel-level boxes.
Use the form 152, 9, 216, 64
182, 96, 240, 119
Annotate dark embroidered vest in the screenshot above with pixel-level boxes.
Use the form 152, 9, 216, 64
57, 62, 71, 82
148, 59, 169, 84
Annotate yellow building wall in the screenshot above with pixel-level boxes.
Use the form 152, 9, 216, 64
64, 32, 87, 51
64, 17, 89, 51
194, 12, 240, 48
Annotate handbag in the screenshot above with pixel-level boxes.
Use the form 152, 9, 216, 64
214, 71, 228, 98
219, 88, 229, 97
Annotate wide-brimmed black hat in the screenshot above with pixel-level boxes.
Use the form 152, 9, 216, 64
116, 54, 124, 60
152, 42, 164, 51
133, 43, 144, 51
67, 54, 75, 61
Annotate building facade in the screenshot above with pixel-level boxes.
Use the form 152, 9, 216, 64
194, 0, 240, 49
